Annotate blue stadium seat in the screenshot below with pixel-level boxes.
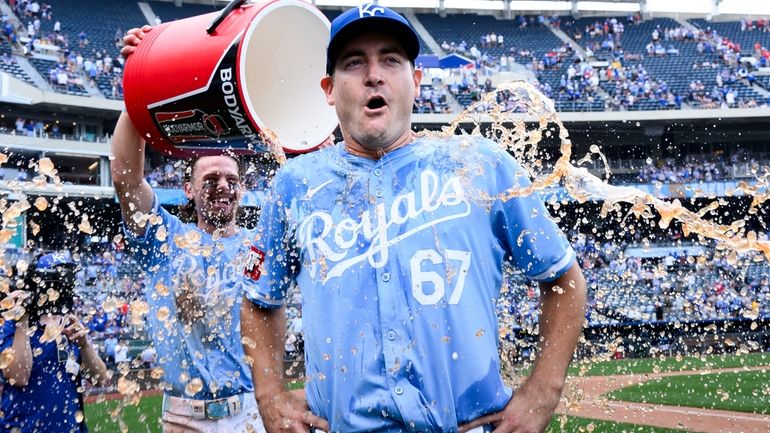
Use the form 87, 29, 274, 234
29, 0, 146, 97
689, 19, 770, 55
28, 57, 88, 96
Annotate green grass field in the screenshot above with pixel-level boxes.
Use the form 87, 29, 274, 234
83, 397, 684, 433
605, 369, 770, 414
569, 352, 770, 376
546, 416, 687, 433
85, 395, 162, 433
83, 352, 770, 433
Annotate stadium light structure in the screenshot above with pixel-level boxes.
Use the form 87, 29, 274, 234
717, 0, 770, 15
444, 0, 505, 10
312, 0, 508, 9
238, 0, 767, 16
646, 0, 712, 14
506, 1, 570, 10
576, 1, 640, 12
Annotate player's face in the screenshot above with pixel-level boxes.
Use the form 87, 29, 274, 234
184, 156, 242, 230
321, 32, 421, 153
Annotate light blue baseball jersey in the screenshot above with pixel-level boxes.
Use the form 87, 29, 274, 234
246, 136, 575, 432
125, 198, 255, 399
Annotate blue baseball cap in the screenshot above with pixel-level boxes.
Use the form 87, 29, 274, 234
36, 251, 76, 270
326, 4, 420, 75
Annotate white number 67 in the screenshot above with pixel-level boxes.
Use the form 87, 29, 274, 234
410, 249, 471, 305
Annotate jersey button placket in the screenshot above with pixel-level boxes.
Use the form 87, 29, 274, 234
372, 160, 419, 425
372, 162, 403, 412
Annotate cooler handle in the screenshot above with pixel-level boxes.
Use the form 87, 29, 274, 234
207, 0, 247, 34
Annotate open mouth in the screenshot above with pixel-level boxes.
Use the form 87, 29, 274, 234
212, 197, 233, 207
366, 96, 387, 110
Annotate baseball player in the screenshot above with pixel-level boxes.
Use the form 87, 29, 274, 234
112, 27, 266, 433
241, 4, 586, 433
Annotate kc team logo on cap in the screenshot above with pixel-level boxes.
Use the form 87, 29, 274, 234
358, 4, 385, 17
326, 3, 420, 75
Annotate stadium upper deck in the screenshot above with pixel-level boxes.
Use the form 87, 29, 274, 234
0, 0, 768, 114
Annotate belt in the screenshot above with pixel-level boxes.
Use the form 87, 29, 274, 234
162, 393, 246, 420
311, 423, 493, 433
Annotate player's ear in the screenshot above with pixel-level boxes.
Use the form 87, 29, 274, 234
321, 75, 335, 106
412, 67, 422, 98
183, 181, 194, 200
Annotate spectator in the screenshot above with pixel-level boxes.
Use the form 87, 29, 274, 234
113, 339, 128, 364
140, 345, 156, 368
284, 331, 298, 360
103, 332, 118, 365
0, 252, 109, 433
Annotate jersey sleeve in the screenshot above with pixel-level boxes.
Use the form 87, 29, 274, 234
243, 171, 300, 309
489, 147, 575, 282
122, 196, 182, 268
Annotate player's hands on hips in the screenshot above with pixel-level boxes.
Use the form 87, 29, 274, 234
458, 378, 562, 433
121, 25, 152, 59
259, 389, 329, 433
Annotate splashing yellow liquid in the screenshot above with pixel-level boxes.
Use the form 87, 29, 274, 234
437, 81, 770, 261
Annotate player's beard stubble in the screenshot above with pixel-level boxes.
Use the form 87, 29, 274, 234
203, 207, 235, 228
198, 191, 238, 229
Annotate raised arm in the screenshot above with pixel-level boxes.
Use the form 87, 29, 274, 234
112, 26, 155, 236
111, 111, 155, 237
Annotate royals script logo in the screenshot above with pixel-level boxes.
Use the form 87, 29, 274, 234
297, 170, 471, 282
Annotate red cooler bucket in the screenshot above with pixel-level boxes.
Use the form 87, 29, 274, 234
123, 0, 337, 157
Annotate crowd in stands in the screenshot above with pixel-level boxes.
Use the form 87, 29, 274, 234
637, 159, 725, 183
5, 0, 126, 98
569, 13, 641, 42
74, 245, 154, 368
550, 59, 602, 102
414, 83, 450, 114
500, 231, 770, 334
602, 62, 681, 110
441, 34, 607, 111
0, 115, 80, 139
584, 235, 768, 323
516, 14, 564, 29
538, 13, 770, 111
145, 159, 183, 189
1, 3, 769, 112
